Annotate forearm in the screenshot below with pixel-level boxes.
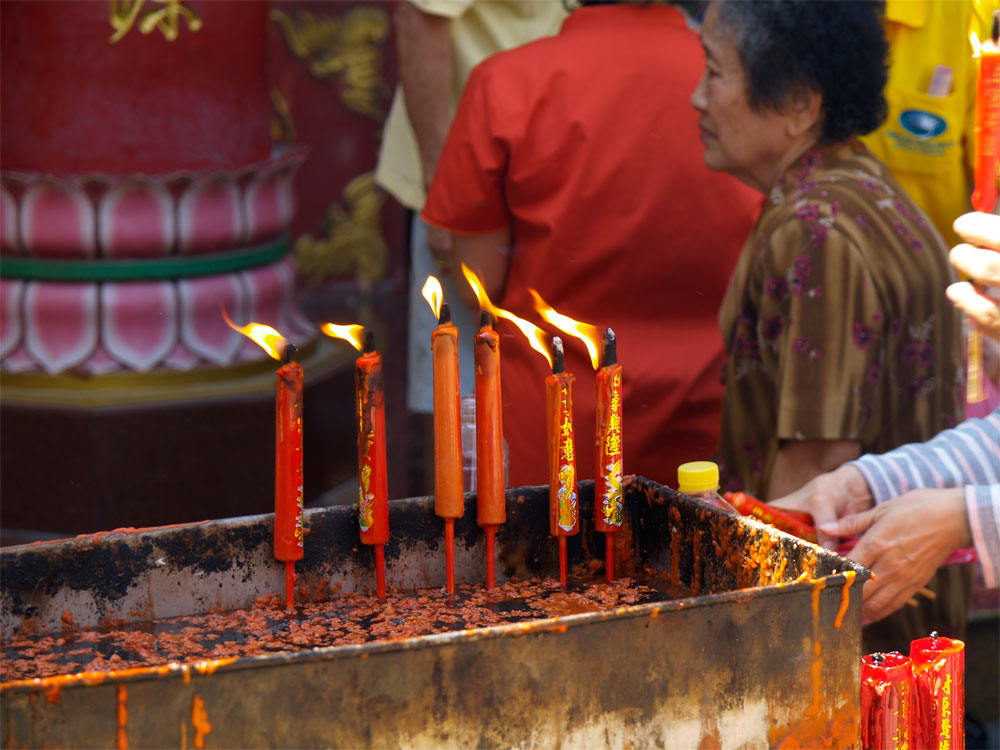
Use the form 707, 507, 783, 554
394, 3, 452, 187
767, 439, 861, 501
966, 484, 1000, 588
450, 227, 512, 311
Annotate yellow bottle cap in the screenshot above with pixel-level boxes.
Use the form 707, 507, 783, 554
677, 461, 720, 494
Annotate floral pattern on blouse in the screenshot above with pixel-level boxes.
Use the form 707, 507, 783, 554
717, 139, 964, 497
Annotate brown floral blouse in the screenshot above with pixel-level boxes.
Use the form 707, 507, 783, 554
718, 139, 965, 498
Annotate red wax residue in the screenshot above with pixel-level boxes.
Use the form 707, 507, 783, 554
910, 635, 965, 750
860, 652, 912, 750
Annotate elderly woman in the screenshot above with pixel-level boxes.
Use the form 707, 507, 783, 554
693, 0, 967, 651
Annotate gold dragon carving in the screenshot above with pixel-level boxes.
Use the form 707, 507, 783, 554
269, 6, 390, 122
294, 173, 389, 286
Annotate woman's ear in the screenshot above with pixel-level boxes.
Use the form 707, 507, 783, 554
786, 88, 823, 138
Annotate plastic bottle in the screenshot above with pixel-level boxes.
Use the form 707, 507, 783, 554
460, 394, 509, 492
676, 461, 738, 513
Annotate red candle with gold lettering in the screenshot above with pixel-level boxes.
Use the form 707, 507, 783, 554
594, 329, 623, 582
356, 329, 390, 598
860, 652, 913, 750
431, 302, 463, 594
475, 310, 506, 589
910, 634, 965, 750
546, 337, 579, 589
274, 344, 304, 609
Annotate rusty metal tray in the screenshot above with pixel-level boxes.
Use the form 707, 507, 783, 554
1, 476, 869, 748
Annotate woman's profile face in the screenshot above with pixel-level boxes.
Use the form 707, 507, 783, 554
690, 2, 799, 193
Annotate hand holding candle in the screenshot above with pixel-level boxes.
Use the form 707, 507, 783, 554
967, 12, 999, 403
322, 323, 390, 599
223, 310, 303, 609
422, 276, 464, 594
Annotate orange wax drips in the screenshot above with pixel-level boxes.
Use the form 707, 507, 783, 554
833, 571, 856, 629
116, 683, 128, 750
191, 694, 212, 749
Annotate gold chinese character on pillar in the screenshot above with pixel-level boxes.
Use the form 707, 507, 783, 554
109, 0, 203, 44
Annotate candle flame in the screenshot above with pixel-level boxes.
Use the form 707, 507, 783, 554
222, 307, 287, 360
422, 275, 443, 319
320, 322, 366, 351
971, 30, 983, 56
461, 263, 552, 368
529, 289, 602, 370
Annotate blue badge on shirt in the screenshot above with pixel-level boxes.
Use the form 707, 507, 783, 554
898, 110, 948, 140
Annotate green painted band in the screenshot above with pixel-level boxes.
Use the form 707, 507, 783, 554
0, 236, 289, 282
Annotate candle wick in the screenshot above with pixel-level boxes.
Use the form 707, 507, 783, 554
930, 630, 938, 640
363, 328, 375, 354
871, 652, 884, 664
479, 308, 493, 331
992, 10, 998, 44
601, 328, 618, 368
551, 336, 565, 374
438, 303, 452, 326
282, 343, 298, 364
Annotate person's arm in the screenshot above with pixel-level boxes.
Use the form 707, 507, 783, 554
966, 484, 1000, 589
443, 226, 512, 311
767, 439, 861, 501
818, 487, 973, 624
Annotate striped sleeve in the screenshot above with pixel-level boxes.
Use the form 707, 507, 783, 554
966, 485, 1000, 589
848, 408, 1000, 504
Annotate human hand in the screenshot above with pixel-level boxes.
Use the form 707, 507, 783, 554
947, 211, 1000, 342
818, 488, 972, 624
426, 224, 454, 276
769, 464, 874, 548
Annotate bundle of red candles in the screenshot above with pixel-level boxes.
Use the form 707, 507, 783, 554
860, 634, 965, 750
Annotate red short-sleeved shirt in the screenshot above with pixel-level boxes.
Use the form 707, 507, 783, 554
424, 4, 762, 488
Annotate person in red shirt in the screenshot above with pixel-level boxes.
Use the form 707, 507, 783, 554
423, 0, 761, 489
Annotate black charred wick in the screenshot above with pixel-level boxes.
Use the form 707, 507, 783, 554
871, 652, 884, 664
930, 630, 939, 639
993, 10, 998, 43
601, 328, 617, 368
438, 303, 452, 326
363, 328, 375, 355
282, 343, 298, 365
551, 336, 565, 375
480, 309, 493, 330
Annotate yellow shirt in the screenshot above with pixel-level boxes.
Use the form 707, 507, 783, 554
860, 0, 996, 246
374, 0, 567, 211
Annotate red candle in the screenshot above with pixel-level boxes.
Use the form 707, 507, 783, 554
222, 310, 303, 609
546, 337, 579, 588
594, 329, 623, 582
274, 345, 304, 609
475, 310, 505, 589
860, 652, 913, 750
355, 329, 390, 598
910, 634, 965, 750
430, 301, 464, 594
968, 14, 999, 404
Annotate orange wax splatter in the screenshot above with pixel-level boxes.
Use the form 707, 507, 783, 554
44, 683, 61, 704
191, 695, 212, 749
116, 684, 128, 750
833, 571, 856, 629
807, 579, 827, 717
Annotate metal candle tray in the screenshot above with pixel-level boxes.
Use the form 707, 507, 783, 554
1, 477, 869, 748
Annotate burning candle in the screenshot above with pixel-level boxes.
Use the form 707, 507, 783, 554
968, 14, 999, 404
461, 263, 550, 587
910, 633, 965, 750
474, 309, 505, 589
530, 290, 622, 582
223, 311, 303, 609
860, 652, 913, 750
322, 323, 390, 599
422, 276, 464, 594
547, 337, 579, 589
